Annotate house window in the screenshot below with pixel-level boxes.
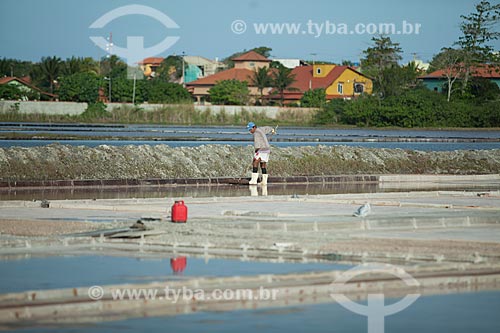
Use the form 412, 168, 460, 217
337, 83, 343, 94
249, 62, 255, 67
316, 68, 322, 75
354, 83, 364, 93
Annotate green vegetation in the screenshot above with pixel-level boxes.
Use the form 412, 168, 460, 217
361, 35, 403, 98
147, 81, 192, 104
270, 64, 297, 106
1, 54, 191, 105
58, 72, 103, 103
300, 88, 326, 108
314, 88, 500, 127
38, 56, 62, 94
0, 85, 23, 100
208, 80, 250, 105
155, 55, 183, 81
456, 0, 500, 92
249, 67, 271, 105
80, 102, 108, 120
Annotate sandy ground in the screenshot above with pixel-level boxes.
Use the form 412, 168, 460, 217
1, 187, 499, 262
0, 219, 98, 237
1, 217, 499, 262
318, 237, 500, 259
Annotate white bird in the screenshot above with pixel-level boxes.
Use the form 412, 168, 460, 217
353, 203, 371, 217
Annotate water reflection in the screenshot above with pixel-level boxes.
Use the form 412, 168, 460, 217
2, 123, 500, 140
249, 185, 268, 196
88, 292, 500, 333
0, 254, 349, 294
0, 183, 381, 201
170, 256, 188, 275
2, 181, 499, 201
2, 139, 500, 151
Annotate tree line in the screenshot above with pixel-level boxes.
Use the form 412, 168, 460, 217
0, 55, 192, 104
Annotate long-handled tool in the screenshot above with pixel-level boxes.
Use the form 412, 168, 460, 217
271, 124, 278, 138
265, 124, 278, 141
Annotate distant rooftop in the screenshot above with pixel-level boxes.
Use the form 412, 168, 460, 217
138, 57, 164, 66
232, 51, 271, 62
420, 64, 500, 79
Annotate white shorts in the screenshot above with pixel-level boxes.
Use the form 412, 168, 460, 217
253, 150, 270, 163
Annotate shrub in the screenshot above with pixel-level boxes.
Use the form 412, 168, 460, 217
81, 102, 109, 120
57, 72, 101, 103
208, 80, 250, 105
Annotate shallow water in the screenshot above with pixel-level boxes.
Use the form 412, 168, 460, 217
3, 180, 499, 201
0, 255, 349, 294
9, 291, 500, 333
2, 123, 500, 139
2, 124, 500, 151
2, 139, 500, 151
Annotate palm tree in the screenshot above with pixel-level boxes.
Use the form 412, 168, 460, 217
0, 58, 12, 77
249, 67, 271, 105
39, 56, 62, 93
62, 57, 99, 76
272, 65, 296, 106
155, 55, 183, 82
100, 55, 127, 78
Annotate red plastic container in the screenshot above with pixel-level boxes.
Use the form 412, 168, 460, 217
171, 200, 188, 223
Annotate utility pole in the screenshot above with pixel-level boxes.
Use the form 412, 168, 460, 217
310, 53, 317, 66
181, 51, 186, 87
106, 32, 113, 102
132, 72, 137, 104
108, 76, 112, 103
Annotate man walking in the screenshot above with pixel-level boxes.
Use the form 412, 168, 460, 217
247, 121, 276, 185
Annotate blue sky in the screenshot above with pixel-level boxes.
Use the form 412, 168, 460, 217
1, 0, 497, 64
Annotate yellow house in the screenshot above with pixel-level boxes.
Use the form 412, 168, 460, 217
138, 57, 164, 78
274, 64, 373, 104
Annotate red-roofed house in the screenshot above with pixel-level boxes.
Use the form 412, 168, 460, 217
268, 64, 373, 104
187, 51, 272, 104
230, 51, 271, 69
187, 52, 373, 105
0, 77, 57, 100
419, 64, 500, 92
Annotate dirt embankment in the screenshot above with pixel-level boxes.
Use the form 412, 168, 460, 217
0, 144, 499, 181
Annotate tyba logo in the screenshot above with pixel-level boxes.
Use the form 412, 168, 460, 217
330, 263, 420, 333
89, 5, 180, 77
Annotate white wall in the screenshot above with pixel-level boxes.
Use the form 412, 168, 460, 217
0, 101, 87, 115
0, 101, 317, 120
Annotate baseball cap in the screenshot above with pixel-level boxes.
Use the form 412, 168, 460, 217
246, 122, 255, 131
